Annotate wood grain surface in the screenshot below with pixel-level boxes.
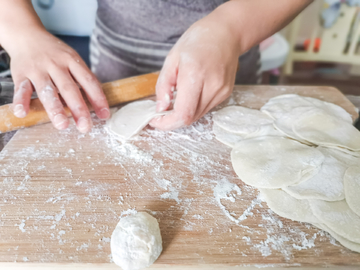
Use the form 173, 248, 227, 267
0, 85, 359, 269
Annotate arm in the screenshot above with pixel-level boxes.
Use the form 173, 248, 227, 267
150, 0, 313, 130
0, 0, 110, 133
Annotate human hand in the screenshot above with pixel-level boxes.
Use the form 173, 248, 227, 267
10, 29, 109, 133
150, 13, 241, 131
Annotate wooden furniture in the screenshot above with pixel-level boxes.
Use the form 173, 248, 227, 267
284, 3, 360, 75
0, 85, 359, 269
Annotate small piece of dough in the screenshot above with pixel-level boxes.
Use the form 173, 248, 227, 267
315, 223, 360, 253
260, 188, 320, 223
283, 148, 349, 201
213, 106, 273, 135
261, 94, 353, 123
231, 136, 325, 189
107, 100, 165, 140
344, 166, 360, 217
309, 200, 360, 244
111, 212, 163, 270
293, 111, 360, 151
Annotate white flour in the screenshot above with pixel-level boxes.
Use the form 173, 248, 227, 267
0, 107, 344, 264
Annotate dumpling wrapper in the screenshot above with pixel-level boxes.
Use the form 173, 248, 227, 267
212, 123, 246, 148
261, 94, 353, 123
260, 188, 320, 223
344, 166, 360, 217
309, 199, 360, 244
283, 147, 353, 201
213, 106, 274, 135
212, 122, 281, 148
293, 111, 360, 151
107, 100, 166, 140
231, 136, 325, 189
315, 223, 360, 253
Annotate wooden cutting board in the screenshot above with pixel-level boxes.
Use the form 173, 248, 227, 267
0, 85, 359, 269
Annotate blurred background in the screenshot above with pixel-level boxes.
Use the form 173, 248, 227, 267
1, 0, 360, 109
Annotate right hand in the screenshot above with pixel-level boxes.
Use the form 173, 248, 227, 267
10, 29, 110, 133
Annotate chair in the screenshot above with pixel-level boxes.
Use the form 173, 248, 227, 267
284, 3, 360, 75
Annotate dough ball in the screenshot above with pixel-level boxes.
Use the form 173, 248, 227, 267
231, 136, 325, 189
111, 212, 162, 270
107, 100, 165, 140
260, 188, 320, 223
344, 166, 360, 217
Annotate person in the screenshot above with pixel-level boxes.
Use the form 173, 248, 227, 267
0, 0, 313, 133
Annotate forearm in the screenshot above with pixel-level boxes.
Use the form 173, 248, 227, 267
209, 0, 313, 55
0, 0, 45, 55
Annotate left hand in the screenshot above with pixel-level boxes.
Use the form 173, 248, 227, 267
149, 13, 241, 131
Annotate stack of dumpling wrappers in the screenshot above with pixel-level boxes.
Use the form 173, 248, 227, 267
213, 94, 360, 252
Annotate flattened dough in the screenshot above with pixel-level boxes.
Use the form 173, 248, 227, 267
261, 94, 353, 123
315, 223, 360, 253
310, 199, 360, 244
260, 188, 320, 223
283, 147, 349, 201
213, 106, 273, 135
231, 136, 324, 189
213, 123, 246, 148
273, 107, 317, 144
213, 122, 281, 148
344, 166, 360, 217
293, 111, 360, 151
107, 100, 165, 140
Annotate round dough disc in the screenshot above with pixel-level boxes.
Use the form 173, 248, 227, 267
213, 106, 273, 135
213, 122, 281, 148
260, 188, 320, 223
293, 111, 360, 151
231, 136, 325, 189
213, 123, 246, 148
309, 199, 360, 244
315, 223, 360, 253
344, 166, 360, 217
261, 94, 352, 123
283, 147, 349, 201
111, 212, 162, 270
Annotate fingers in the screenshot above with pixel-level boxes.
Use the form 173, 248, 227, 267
69, 59, 110, 120
49, 68, 92, 133
12, 78, 33, 118
155, 55, 178, 113
31, 74, 69, 130
150, 64, 203, 131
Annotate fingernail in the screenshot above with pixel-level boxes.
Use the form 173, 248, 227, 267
99, 108, 110, 119
14, 104, 27, 118
77, 117, 91, 133
54, 114, 68, 130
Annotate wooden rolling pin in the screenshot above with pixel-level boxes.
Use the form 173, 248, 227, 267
0, 72, 159, 133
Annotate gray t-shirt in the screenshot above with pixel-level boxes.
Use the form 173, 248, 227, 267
90, 0, 260, 83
